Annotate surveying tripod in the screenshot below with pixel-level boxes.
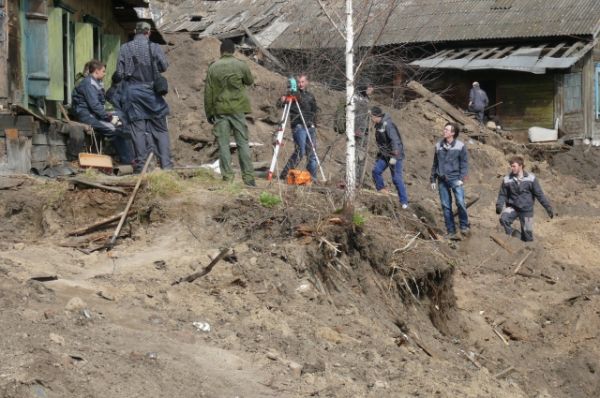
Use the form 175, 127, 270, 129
267, 93, 326, 182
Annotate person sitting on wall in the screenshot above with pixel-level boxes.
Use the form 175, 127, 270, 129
71, 59, 134, 165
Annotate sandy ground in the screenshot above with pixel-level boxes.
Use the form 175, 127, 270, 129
0, 34, 599, 398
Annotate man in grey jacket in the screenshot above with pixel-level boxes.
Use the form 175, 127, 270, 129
431, 122, 470, 239
468, 81, 488, 124
496, 156, 553, 241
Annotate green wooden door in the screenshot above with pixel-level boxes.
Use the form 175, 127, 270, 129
74, 22, 93, 82
102, 34, 120, 90
47, 7, 64, 101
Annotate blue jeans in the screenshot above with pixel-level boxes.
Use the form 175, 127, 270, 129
438, 179, 469, 233
280, 125, 317, 180
372, 157, 408, 205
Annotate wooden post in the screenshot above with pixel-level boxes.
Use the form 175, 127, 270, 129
105, 152, 154, 249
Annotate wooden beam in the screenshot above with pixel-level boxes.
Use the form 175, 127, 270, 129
544, 42, 566, 58
490, 46, 514, 59
562, 41, 583, 57
475, 47, 499, 59
407, 80, 480, 132
242, 25, 285, 71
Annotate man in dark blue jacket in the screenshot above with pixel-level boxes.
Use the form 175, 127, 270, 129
117, 21, 172, 172
370, 106, 408, 208
430, 122, 470, 239
496, 156, 553, 241
71, 59, 133, 164
468, 81, 489, 124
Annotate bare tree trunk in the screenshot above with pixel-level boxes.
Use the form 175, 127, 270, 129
344, 0, 356, 208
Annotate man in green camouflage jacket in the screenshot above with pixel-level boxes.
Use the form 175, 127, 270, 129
204, 39, 256, 186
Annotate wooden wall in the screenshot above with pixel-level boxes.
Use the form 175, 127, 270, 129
426, 69, 555, 131
0, 0, 8, 104
49, 0, 125, 39
593, 40, 600, 142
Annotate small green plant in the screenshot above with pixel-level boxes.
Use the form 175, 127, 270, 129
259, 191, 282, 208
352, 212, 365, 227
145, 170, 183, 197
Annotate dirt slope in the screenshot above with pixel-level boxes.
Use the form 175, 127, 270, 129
0, 34, 599, 398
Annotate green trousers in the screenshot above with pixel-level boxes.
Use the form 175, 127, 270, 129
213, 114, 255, 184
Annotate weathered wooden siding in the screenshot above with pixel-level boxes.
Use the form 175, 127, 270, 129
47, 7, 63, 100
496, 74, 555, 130
74, 22, 93, 78
592, 41, 600, 142
50, 0, 125, 39
102, 33, 120, 90
0, 0, 8, 103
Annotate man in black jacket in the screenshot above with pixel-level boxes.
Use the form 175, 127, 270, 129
278, 74, 319, 181
370, 106, 408, 208
496, 156, 554, 241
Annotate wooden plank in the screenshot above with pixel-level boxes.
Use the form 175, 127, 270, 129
74, 22, 94, 80
407, 80, 480, 132
47, 7, 64, 101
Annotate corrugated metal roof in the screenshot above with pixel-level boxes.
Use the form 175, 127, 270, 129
269, 0, 600, 49
157, 0, 287, 38
410, 41, 595, 73
156, 0, 600, 50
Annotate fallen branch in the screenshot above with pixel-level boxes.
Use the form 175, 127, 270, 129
69, 178, 128, 195
66, 209, 137, 237
460, 350, 482, 369
453, 195, 480, 217
494, 366, 515, 379
393, 232, 421, 253
512, 251, 533, 274
171, 247, 231, 285
490, 235, 514, 254
492, 327, 510, 346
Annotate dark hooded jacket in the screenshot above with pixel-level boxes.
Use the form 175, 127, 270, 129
374, 114, 404, 160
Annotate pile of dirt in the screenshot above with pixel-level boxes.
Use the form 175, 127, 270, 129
1, 32, 600, 398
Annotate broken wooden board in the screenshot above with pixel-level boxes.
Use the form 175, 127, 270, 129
407, 81, 481, 133
78, 153, 113, 169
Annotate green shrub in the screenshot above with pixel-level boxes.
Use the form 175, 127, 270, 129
259, 191, 282, 208
352, 212, 365, 227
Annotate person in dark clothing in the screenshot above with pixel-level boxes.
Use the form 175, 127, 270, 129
116, 21, 172, 172
278, 74, 319, 181
355, 83, 374, 186
370, 106, 408, 208
430, 122, 470, 239
71, 59, 133, 164
496, 156, 554, 242
468, 81, 489, 124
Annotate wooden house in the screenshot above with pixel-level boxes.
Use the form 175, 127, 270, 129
0, 0, 162, 173
157, 0, 600, 143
